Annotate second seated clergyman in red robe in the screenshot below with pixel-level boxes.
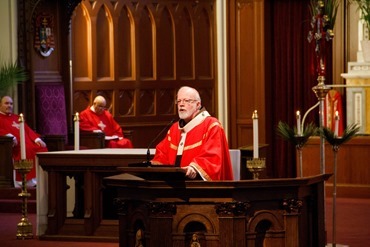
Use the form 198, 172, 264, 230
79, 95, 133, 148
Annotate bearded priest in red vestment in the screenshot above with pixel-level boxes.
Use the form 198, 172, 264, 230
151, 86, 234, 181
0, 96, 48, 186
79, 95, 133, 148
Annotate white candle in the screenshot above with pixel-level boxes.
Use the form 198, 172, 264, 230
19, 113, 26, 160
74, 112, 80, 150
296, 111, 302, 136
334, 111, 339, 137
252, 110, 259, 159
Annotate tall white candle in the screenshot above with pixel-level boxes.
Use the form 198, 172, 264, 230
19, 113, 26, 160
74, 112, 80, 150
296, 111, 302, 136
334, 111, 339, 137
252, 110, 259, 159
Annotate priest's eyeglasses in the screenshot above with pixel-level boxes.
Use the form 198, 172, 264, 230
175, 99, 198, 105
95, 104, 106, 109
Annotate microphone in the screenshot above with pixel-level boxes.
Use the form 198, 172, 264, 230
146, 119, 175, 164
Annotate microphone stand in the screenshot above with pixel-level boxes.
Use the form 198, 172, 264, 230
145, 119, 175, 164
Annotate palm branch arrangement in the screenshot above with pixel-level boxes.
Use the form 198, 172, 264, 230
0, 58, 27, 95
349, 0, 370, 31
277, 121, 318, 147
308, 0, 340, 41
319, 123, 360, 147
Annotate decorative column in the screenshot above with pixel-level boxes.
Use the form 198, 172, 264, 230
148, 202, 176, 246
215, 201, 250, 247
283, 198, 303, 247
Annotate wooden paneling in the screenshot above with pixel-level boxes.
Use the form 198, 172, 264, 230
70, 0, 217, 148
302, 136, 370, 198
228, 0, 266, 149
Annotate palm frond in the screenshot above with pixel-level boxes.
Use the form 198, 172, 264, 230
0, 60, 28, 95
349, 0, 370, 29
277, 121, 318, 147
324, 0, 340, 29
303, 122, 319, 137
319, 123, 360, 146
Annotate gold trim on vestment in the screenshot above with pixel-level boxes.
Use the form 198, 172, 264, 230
190, 162, 212, 181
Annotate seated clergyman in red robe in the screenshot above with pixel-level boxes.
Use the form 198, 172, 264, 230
151, 86, 234, 181
79, 95, 133, 148
0, 96, 48, 187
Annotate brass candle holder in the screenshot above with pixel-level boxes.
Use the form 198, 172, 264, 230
246, 158, 266, 180
13, 159, 34, 239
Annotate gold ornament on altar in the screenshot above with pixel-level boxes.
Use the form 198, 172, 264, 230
246, 110, 265, 180
246, 158, 266, 180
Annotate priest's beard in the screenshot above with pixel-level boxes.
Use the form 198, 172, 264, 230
178, 111, 189, 120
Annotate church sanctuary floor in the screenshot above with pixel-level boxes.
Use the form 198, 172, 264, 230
0, 197, 369, 247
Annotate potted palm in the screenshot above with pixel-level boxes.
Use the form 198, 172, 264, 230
0, 58, 27, 95
349, 0, 370, 61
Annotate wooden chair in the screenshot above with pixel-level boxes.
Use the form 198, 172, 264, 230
0, 136, 14, 188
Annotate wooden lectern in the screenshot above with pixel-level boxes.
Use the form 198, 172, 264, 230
105, 168, 330, 247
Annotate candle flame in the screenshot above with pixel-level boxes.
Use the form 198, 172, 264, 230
335, 111, 339, 120
18, 113, 24, 122
252, 110, 258, 119
74, 112, 80, 121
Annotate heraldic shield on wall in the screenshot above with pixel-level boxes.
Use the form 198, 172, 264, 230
34, 13, 55, 57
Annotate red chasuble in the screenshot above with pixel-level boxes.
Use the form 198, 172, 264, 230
0, 113, 48, 181
152, 111, 234, 181
79, 107, 133, 148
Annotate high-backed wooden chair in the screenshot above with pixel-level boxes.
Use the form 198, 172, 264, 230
35, 84, 69, 150
0, 136, 14, 188
35, 85, 108, 150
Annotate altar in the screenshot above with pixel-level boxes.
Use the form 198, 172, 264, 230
36, 148, 156, 241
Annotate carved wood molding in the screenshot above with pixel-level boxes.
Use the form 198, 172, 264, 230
282, 198, 303, 214
113, 198, 129, 215
148, 201, 177, 216
215, 201, 250, 216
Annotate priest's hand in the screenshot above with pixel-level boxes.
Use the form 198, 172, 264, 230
183, 166, 197, 179
35, 138, 47, 148
150, 160, 163, 165
12, 136, 18, 147
5, 134, 17, 146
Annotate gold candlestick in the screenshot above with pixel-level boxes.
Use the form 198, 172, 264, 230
13, 159, 34, 239
246, 158, 266, 180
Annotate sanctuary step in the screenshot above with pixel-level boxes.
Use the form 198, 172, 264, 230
0, 187, 36, 213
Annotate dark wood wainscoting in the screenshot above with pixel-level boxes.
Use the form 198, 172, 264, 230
302, 136, 370, 198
